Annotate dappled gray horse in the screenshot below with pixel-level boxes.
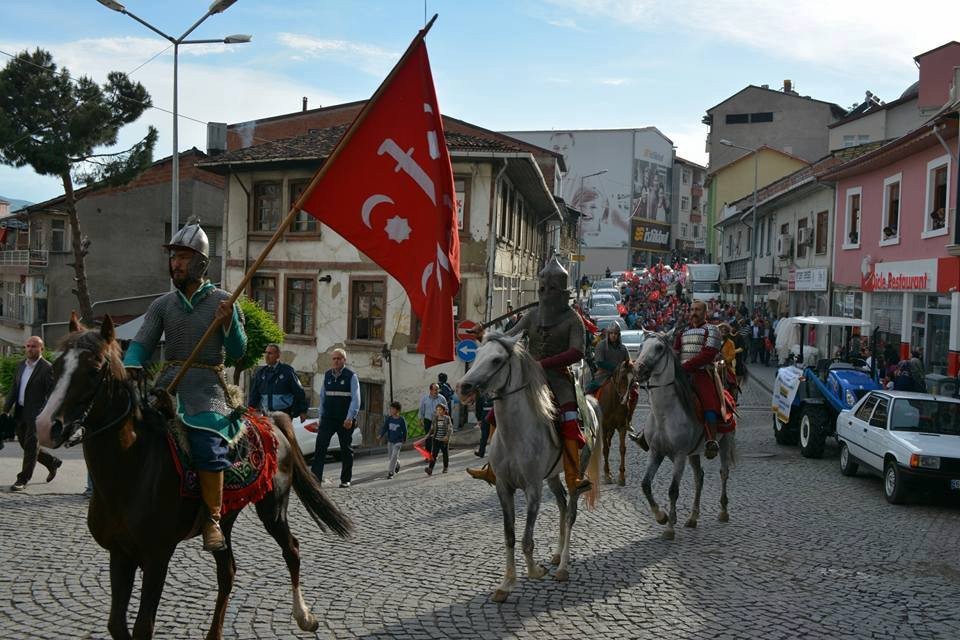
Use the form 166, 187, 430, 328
457, 332, 602, 603
633, 331, 736, 540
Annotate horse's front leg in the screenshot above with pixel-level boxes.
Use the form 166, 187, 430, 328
685, 454, 705, 529
547, 476, 568, 573
617, 425, 627, 486
492, 482, 517, 603
557, 479, 581, 582
719, 436, 733, 523
521, 483, 548, 580
641, 451, 667, 525
663, 455, 687, 541
602, 424, 614, 484
107, 550, 136, 640
131, 551, 173, 639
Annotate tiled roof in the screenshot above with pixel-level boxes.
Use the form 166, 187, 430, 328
199, 124, 525, 169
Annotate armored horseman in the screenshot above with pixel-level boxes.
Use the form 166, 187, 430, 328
467, 257, 591, 495
123, 220, 247, 552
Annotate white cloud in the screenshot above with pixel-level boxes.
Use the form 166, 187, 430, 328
598, 78, 630, 86
546, 17, 585, 31
276, 33, 398, 76
546, 0, 960, 73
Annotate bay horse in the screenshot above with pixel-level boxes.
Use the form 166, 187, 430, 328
457, 332, 602, 603
632, 330, 736, 540
597, 360, 637, 486
35, 315, 352, 640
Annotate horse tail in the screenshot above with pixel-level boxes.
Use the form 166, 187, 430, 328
273, 414, 353, 538
584, 396, 602, 510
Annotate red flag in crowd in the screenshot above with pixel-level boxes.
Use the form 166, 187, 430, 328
297, 22, 460, 367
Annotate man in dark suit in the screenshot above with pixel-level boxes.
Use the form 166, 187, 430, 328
2, 335, 60, 491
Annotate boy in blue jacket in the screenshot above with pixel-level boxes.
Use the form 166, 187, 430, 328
379, 401, 407, 478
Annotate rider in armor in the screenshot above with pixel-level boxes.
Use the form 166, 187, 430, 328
467, 257, 592, 495
122, 220, 247, 552
589, 323, 630, 394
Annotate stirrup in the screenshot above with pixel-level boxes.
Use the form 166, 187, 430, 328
202, 518, 227, 552
466, 463, 495, 486
704, 440, 720, 460
629, 430, 649, 451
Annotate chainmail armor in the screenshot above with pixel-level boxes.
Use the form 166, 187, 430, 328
679, 324, 722, 368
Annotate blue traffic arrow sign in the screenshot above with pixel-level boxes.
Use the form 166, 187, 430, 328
456, 339, 478, 362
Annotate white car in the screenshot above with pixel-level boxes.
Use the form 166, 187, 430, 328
836, 390, 960, 504
587, 293, 616, 310
593, 287, 622, 303
292, 409, 363, 460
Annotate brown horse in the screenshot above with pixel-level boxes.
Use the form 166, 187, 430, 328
35, 315, 352, 640
598, 360, 637, 486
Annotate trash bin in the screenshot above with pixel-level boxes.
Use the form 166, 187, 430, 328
925, 373, 958, 396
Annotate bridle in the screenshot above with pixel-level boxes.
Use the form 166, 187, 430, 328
635, 335, 675, 390
476, 338, 529, 400
55, 349, 134, 447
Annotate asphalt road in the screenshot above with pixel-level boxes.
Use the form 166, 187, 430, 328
1, 376, 959, 639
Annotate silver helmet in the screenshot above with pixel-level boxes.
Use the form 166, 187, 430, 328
165, 219, 210, 282
537, 255, 570, 325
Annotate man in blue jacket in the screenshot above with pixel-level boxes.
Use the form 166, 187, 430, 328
248, 343, 307, 422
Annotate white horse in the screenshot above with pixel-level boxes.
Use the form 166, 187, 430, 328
457, 332, 602, 603
633, 330, 737, 540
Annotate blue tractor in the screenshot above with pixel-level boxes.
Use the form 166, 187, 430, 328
772, 317, 882, 458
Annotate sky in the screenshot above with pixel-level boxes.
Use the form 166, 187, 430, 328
2, 0, 958, 205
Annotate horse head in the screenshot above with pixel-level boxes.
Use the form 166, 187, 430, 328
36, 313, 127, 448
456, 331, 520, 404
634, 331, 674, 385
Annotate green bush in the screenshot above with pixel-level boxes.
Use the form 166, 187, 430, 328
226, 296, 284, 383
0, 349, 55, 398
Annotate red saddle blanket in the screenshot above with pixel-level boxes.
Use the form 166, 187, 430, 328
166, 412, 278, 514
692, 390, 738, 434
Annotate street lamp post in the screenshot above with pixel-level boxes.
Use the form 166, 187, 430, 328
719, 139, 759, 313
576, 169, 607, 289
97, 0, 250, 235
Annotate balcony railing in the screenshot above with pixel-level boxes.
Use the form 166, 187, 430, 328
0, 249, 48, 266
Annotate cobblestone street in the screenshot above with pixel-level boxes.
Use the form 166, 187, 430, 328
2, 377, 960, 639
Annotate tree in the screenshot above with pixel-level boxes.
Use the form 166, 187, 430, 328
0, 49, 157, 323
226, 296, 285, 385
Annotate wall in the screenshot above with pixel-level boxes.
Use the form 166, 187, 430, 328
712, 149, 809, 226
917, 43, 960, 109
829, 110, 887, 151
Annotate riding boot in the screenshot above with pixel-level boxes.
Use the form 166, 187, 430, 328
561, 438, 591, 496
197, 470, 227, 552
704, 422, 720, 460
466, 462, 496, 485
629, 430, 649, 451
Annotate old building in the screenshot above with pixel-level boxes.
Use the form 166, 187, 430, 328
671, 157, 707, 261
0, 150, 224, 351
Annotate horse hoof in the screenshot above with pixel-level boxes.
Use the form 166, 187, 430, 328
296, 614, 320, 632
554, 568, 569, 582
550, 553, 561, 565
603, 474, 613, 485
718, 512, 730, 523
529, 564, 548, 580
662, 529, 675, 541
491, 589, 510, 603
684, 519, 698, 529
655, 512, 669, 525
617, 477, 626, 487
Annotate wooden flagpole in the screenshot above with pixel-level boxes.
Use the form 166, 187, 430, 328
166, 14, 440, 393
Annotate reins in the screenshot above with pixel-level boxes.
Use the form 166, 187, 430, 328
483, 339, 529, 400
61, 351, 135, 447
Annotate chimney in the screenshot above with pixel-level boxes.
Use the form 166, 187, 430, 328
302, 96, 308, 112
783, 79, 793, 94
206, 122, 227, 156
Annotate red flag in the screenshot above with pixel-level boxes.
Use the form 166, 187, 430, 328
298, 27, 460, 367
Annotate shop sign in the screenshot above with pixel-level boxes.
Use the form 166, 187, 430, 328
861, 258, 937, 293
843, 293, 855, 317
631, 220, 671, 251
794, 267, 827, 291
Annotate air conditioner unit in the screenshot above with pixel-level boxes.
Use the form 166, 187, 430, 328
797, 227, 813, 246
776, 234, 792, 258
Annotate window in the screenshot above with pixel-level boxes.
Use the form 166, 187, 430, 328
455, 176, 470, 232
253, 182, 282, 232
692, 224, 699, 239
750, 112, 774, 123
736, 230, 742, 255
30, 221, 44, 250
681, 169, 690, 185
815, 210, 828, 254
869, 398, 889, 428
680, 196, 690, 211
284, 277, 315, 336
844, 188, 861, 248
759, 219, 765, 254
727, 233, 733, 257
289, 180, 318, 234
680, 223, 688, 238
924, 155, 950, 236
349, 278, 385, 341
251, 275, 277, 319
725, 113, 749, 124
797, 217, 808, 258
50, 219, 66, 252
855, 396, 878, 421
842, 134, 871, 148
767, 218, 774, 256
881, 174, 901, 244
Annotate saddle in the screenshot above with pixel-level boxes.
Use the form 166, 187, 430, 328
691, 390, 738, 434
166, 412, 278, 514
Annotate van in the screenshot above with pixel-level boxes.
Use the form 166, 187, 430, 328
684, 264, 721, 302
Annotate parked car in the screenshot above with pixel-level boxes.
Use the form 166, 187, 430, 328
587, 293, 616, 310
590, 304, 626, 331
593, 287, 622, 303
293, 409, 363, 460
837, 390, 960, 504
593, 278, 618, 290
619, 330, 646, 360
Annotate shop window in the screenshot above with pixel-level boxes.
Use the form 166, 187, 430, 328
252, 182, 282, 232
285, 276, 315, 336
881, 174, 901, 245
289, 180, 319, 234
349, 277, 385, 341
924, 156, 950, 236
815, 211, 828, 255
251, 275, 277, 320
844, 188, 861, 248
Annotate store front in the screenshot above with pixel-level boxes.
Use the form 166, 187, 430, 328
788, 266, 829, 317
